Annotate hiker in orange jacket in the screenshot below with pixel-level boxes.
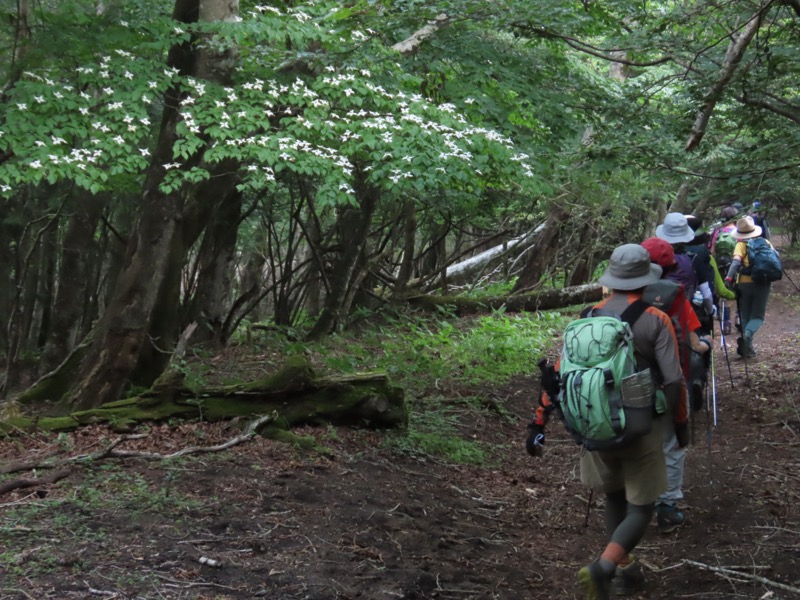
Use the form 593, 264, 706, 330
528, 244, 686, 599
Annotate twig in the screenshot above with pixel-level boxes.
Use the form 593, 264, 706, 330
102, 414, 275, 460
682, 559, 800, 594
0, 468, 72, 497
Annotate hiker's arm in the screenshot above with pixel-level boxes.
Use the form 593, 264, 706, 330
653, 318, 687, 424
725, 257, 742, 285
689, 331, 712, 354
711, 257, 736, 300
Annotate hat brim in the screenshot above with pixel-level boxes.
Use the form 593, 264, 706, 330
731, 226, 762, 240
655, 223, 695, 244
598, 263, 663, 291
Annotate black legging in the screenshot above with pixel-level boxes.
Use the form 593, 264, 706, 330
605, 489, 654, 554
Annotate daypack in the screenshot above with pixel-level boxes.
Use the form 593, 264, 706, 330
666, 253, 697, 300
642, 280, 690, 375
558, 300, 654, 451
714, 232, 736, 261
745, 237, 782, 283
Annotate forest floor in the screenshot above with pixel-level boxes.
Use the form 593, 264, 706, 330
2, 250, 800, 600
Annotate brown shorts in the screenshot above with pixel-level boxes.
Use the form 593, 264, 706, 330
580, 417, 667, 505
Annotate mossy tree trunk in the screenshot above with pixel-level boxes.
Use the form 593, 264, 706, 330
4, 357, 407, 433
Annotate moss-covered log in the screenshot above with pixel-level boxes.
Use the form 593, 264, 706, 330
405, 283, 603, 315
1, 356, 407, 434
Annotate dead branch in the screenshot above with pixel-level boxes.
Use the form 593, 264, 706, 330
685, 1, 772, 151
0, 468, 72, 497
682, 559, 800, 595
391, 14, 450, 54
98, 413, 275, 461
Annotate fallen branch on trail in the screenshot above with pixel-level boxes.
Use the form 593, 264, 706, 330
405, 283, 602, 315
0, 468, 72, 497
97, 413, 275, 461
682, 559, 800, 595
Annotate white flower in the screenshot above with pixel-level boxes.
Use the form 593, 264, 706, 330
16, 103, 27, 111
107, 102, 123, 110
51, 136, 66, 145
148, 81, 158, 89
1, 185, 11, 192
34, 96, 45, 104
30, 160, 42, 169
80, 108, 89, 115
174, 27, 185, 34
163, 162, 181, 170
113, 135, 125, 144
142, 95, 152, 104
140, 148, 150, 156
124, 71, 134, 80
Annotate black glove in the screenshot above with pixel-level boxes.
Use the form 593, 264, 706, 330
675, 422, 690, 448
526, 423, 545, 457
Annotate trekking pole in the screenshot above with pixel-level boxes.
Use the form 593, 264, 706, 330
583, 489, 594, 527
710, 327, 718, 428
718, 300, 734, 387
782, 268, 800, 292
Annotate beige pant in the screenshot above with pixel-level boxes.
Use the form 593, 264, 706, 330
580, 417, 667, 505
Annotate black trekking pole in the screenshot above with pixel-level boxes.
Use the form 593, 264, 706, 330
782, 268, 800, 293
718, 300, 734, 387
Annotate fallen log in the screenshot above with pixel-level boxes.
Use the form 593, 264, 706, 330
405, 283, 603, 315
0, 356, 407, 433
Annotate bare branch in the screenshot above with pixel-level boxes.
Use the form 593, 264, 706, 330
685, 1, 775, 151
391, 14, 450, 55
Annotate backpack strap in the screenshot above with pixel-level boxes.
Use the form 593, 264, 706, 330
619, 299, 648, 326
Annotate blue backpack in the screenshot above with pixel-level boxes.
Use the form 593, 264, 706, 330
745, 238, 782, 283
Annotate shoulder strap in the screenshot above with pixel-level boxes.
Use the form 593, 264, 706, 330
619, 299, 648, 326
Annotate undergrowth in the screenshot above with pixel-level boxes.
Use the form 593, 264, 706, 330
187, 306, 572, 465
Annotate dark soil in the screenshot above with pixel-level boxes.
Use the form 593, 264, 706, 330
2, 258, 800, 600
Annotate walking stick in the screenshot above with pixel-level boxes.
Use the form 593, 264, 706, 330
718, 300, 734, 387
782, 268, 800, 293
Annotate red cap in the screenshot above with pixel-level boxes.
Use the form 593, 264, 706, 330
641, 237, 676, 268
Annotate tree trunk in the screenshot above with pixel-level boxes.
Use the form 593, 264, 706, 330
4, 357, 407, 432
21, 0, 242, 410
306, 171, 380, 340
406, 284, 603, 315
42, 193, 106, 371
510, 206, 569, 294
395, 199, 417, 292
187, 188, 242, 344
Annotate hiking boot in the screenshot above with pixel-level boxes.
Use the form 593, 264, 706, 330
722, 321, 732, 336
657, 505, 686, 534
615, 561, 645, 596
690, 381, 704, 412
736, 336, 744, 357
577, 563, 613, 600
744, 332, 756, 358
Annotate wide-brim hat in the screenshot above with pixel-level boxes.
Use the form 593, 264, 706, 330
598, 244, 663, 290
655, 212, 695, 244
731, 215, 762, 240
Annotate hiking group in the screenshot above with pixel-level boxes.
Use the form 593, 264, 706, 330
526, 204, 781, 599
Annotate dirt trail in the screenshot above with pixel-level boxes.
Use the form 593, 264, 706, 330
1, 256, 799, 600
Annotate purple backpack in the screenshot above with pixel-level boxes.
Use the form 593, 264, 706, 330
666, 253, 697, 299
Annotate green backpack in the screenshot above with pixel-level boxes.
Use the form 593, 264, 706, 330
558, 301, 654, 451
714, 232, 736, 259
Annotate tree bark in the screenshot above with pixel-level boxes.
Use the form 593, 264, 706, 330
42, 193, 106, 371
685, 4, 768, 151
4, 357, 407, 432
306, 170, 380, 340
405, 283, 602, 315
510, 206, 569, 294
29, 0, 242, 409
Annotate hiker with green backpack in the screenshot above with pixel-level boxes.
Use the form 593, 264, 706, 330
527, 244, 686, 600
724, 215, 781, 358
